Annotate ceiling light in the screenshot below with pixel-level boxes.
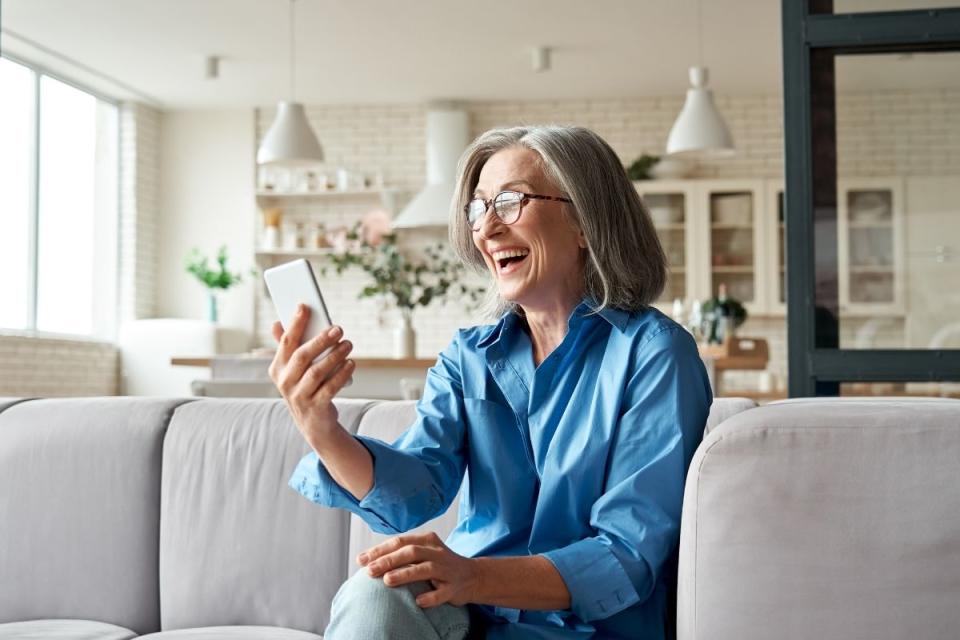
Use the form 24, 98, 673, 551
665, 0, 734, 157
531, 46, 551, 73
257, 0, 323, 167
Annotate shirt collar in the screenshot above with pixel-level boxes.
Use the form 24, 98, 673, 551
477, 298, 630, 349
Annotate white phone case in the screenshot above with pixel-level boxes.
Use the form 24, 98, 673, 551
263, 259, 333, 344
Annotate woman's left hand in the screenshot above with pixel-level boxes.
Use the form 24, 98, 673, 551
357, 531, 479, 608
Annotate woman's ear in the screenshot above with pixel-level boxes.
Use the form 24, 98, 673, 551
577, 231, 588, 249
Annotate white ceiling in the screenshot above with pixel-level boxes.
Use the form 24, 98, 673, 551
2, 0, 958, 109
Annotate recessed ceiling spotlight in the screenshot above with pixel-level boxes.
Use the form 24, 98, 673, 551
531, 46, 551, 73
204, 55, 220, 80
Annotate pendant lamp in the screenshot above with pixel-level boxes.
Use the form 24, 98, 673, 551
257, 0, 324, 166
665, 0, 734, 157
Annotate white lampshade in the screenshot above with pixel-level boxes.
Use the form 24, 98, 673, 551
666, 66, 734, 157
256, 101, 324, 167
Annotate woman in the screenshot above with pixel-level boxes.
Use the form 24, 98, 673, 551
271, 126, 712, 639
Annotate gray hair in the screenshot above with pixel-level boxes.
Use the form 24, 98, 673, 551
449, 125, 667, 319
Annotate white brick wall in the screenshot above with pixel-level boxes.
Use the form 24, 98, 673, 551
0, 334, 118, 397
119, 102, 161, 321
252, 89, 960, 385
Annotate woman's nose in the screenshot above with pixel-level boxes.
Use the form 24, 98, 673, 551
475, 206, 505, 239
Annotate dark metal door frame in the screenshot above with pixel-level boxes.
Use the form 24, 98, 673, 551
782, 2, 960, 396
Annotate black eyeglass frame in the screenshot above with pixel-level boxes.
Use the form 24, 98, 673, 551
464, 190, 573, 230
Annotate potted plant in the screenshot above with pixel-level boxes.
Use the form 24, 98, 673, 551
321, 224, 484, 358
184, 246, 245, 323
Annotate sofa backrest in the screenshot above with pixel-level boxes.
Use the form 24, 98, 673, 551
346, 397, 756, 572
157, 397, 372, 636
0, 397, 189, 635
677, 398, 960, 640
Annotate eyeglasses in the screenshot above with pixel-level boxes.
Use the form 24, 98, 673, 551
464, 190, 572, 231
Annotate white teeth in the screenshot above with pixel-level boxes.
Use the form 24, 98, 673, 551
491, 249, 530, 261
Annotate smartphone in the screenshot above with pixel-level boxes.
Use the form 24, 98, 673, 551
263, 259, 351, 384
264, 258, 332, 343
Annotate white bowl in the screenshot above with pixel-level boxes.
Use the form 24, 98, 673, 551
650, 158, 693, 179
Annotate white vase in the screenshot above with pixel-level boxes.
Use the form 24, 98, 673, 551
394, 311, 415, 359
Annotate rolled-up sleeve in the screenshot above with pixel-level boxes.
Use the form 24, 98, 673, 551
542, 327, 711, 622
288, 333, 469, 534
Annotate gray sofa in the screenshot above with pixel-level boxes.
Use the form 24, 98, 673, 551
0, 395, 956, 639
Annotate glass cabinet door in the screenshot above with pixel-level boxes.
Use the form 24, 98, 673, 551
644, 191, 689, 304
844, 188, 896, 305
707, 190, 759, 310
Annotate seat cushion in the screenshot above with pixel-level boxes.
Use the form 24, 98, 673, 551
158, 399, 372, 635
0, 619, 137, 639
139, 626, 321, 640
0, 397, 191, 634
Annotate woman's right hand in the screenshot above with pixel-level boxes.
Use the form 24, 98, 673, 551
269, 304, 355, 452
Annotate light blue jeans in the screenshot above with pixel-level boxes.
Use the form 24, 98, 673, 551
324, 570, 472, 640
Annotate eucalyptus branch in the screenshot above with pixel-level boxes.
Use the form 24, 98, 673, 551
320, 223, 484, 312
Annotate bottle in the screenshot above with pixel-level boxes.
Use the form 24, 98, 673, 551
672, 298, 685, 325
688, 299, 703, 341
714, 284, 735, 344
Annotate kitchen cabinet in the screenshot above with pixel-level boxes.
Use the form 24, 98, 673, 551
765, 177, 905, 317
635, 179, 769, 315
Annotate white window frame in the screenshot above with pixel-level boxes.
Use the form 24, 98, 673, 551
1, 52, 121, 342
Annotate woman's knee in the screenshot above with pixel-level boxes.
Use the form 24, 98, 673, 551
326, 571, 469, 640
327, 571, 433, 639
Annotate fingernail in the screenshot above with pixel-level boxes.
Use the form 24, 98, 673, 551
298, 304, 306, 314
328, 325, 342, 338
357, 553, 368, 564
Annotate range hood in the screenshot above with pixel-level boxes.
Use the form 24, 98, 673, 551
392, 106, 470, 229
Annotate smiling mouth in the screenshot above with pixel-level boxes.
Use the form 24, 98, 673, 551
492, 249, 530, 274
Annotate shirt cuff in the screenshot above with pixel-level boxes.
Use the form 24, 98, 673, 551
287, 444, 396, 533
354, 435, 445, 523
542, 537, 642, 622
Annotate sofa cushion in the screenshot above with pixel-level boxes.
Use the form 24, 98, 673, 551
139, 626, 321, 639
677, 398, 960, 640
0, 619, 138, 639
158, 399, 372, 636
0, 398, 190, 634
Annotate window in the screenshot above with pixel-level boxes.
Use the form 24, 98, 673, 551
0, 56, 119, 339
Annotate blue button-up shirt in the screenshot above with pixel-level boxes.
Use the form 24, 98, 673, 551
290, 301, 712, 638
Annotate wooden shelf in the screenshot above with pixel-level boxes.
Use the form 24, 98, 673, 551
848, 220, 893, 229
256, 188, 398, 199
711, 224, 754, 230
712, 265, 754, 273
849, 265, 894, 274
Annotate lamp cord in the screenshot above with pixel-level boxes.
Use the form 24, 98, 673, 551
289, 0, 296, 100
696, 0, 703, 67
